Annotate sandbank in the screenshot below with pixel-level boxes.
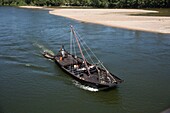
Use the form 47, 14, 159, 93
50, 9, 170, 34
19, 6, 170, 34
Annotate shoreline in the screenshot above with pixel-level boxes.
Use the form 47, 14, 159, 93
19, 6, 55, 10
19, 6, 170, 34
19, 6, 44, 9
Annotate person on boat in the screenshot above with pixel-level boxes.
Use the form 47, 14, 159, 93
61, 48, 65, 57
74, 64, 79, 69
59, 45, 66, 61
60, 45, 65, 57
81, 61, 85, 68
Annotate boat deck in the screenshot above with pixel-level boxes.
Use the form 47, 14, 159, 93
55, 55, 82, 66
54, 51, 121, 85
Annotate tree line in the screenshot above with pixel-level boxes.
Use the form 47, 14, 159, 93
0, 0, 170, 8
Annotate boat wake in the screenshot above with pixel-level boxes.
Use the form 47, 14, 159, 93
72, 80, 99, 92
33, 42, 54, 56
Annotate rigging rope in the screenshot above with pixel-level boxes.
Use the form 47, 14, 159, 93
71, 26, 117, 82
77, 35, 95, 64
75, 29, 108, 70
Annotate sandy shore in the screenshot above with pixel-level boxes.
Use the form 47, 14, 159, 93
50, 9, 170, 34
19, 6, 170, 34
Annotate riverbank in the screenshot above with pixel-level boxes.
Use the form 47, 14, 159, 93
20, 6, 170, 34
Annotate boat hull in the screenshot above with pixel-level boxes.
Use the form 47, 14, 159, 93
54, 60, 117, 90
43, 51, 123, 90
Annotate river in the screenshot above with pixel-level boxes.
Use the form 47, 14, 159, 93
0, 7, 170, 113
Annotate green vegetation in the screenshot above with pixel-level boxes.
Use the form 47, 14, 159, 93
0, 0, 170, 8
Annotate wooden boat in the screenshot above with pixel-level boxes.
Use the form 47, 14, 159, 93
43, 25, 123, 90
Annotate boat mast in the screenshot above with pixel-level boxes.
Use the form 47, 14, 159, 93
70, 25, 91, 76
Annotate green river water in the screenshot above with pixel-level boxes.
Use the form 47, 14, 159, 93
0, 7, 170, 113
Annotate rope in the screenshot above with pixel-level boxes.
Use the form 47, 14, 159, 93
71, 26, 117, 82
78, 36, 95, 64
75, 30, 105, 68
